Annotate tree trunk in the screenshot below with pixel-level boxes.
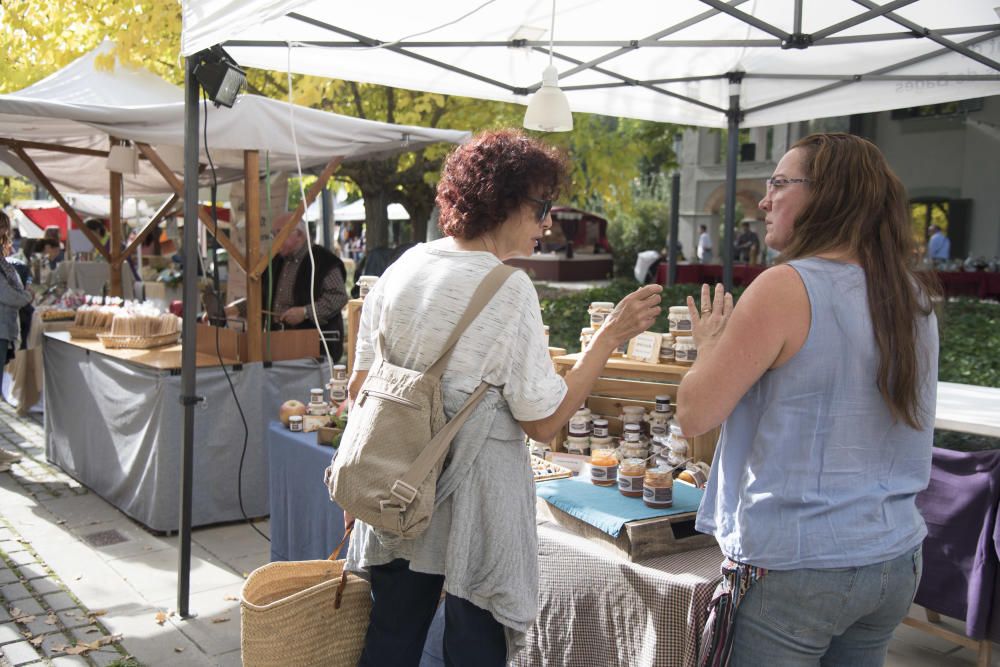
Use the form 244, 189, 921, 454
364, 188, 390, 250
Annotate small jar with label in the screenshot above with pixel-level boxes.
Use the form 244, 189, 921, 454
590, 417, 613, 448
332, 364, 348, 382
659, 333, 675, 363
618, 458, 647, 497
620, 405, 646, 434
357, 275, 379, 299
667, 424, 689, 455
588, 302, 615, 330
668, 306, 693, 335
568, 409, 592, 438
648, 411, 671, 438
674, 336, 697, 365
310, 388, 325, 405
678, 462, 711, 488
580, 327, 595, 352
643, 467, 674, 508
590, 448, 619, 486
564, 436, 591, 455
655, 395, 673, 415
620, 441, 648, 461
307, 400, 330, 416
650, 434, 669, 457
328, 382, 348, 403
622, 422, 642, 443
288, 415, 303, 432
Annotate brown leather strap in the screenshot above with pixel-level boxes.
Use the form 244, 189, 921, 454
328, 521, 354, 561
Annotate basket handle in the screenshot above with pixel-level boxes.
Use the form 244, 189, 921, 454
332, 522, 357, 610
328, 521, 354, 561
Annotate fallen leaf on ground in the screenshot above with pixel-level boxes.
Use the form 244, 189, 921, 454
21, 630, 32, 639
87, 609, 107, 617
154, 611, 169, 625
29, 636, 44, 647
45, 613, 58, 625
56, 519, 66, 525
73, 574, 82, 580
64, 645, 88, 655
211, 616, 230, 624
85, 628, 99, 634
174, 647, 185, 653
223, 594, 238, 601
11, 608, 36, 623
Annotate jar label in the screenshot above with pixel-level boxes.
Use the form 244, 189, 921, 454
623, 432, 641, 443
590, 464, 618, 482
618, 474, 644, 492
593, 425, 609, 438
650, 424, 667, 436
590, 314, 606, 327
672, 319, 692, 331
643, 485, 673, 505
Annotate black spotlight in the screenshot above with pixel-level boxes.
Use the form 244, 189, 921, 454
193, 45, 247, 108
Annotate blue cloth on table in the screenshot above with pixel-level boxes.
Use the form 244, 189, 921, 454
266, 421, 346, 562
535, 473, 704, 538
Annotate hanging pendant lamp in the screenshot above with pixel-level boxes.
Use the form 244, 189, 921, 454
523, 0, 573, 132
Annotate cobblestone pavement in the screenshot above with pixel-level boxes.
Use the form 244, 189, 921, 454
0, 408, 131, 667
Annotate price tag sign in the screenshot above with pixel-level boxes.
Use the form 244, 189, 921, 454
626, 331, 663, 364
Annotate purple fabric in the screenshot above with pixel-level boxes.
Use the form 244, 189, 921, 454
915, 447, 1000, 641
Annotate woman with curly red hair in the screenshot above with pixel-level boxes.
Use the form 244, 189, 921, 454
343, 129, 662, 666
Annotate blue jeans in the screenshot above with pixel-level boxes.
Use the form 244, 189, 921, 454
730, 547, 922, 667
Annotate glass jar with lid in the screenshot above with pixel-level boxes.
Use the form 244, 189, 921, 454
568, 409, 592, 438
668, 306, 693, 335
310, 388, 325, 405
618, 458, 647, 497
643, 467, 674, 508
590, 448, 618, 486
590, 418, 613, 448
580, 327, 595, 352
332, 364, 348, 382
588, 301, 615, 330
564, 435, 591, 455
666, 424, 690, 466
357, 275, 379, 299
674, 336, 697, 365
620, 405, 647, 434
659, 333, 675, 362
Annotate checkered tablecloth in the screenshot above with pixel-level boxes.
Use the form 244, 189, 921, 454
513, 522, 723, 667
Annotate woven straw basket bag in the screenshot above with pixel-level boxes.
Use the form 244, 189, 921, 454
241, 528, 370, 666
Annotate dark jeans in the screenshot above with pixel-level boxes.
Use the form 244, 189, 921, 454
358, 558, 506, 667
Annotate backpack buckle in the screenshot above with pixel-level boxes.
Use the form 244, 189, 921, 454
390, 480, 418, 505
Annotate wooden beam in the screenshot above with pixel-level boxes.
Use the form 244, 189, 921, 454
12, 145, 109, 261
244, 150, 263, 362
250, 156, 342, 279
122, 193, 179, 259
109, 139, 124, 298
135, 142, 247, 271
0, 137, 109, 158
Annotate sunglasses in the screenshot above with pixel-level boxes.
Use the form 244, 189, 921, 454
525, 196, 553, 222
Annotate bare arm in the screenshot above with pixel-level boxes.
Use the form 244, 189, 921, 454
520, 284, 663, 442
676, 266, 809, 436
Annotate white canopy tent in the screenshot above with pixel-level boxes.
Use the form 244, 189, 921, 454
0, 41, 470, 196
181, 0, 1000, 129
181, 0, 1000, 288
305, 196, 409, 222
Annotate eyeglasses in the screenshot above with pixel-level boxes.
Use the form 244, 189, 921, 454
525, 195, 553, 222
765, 177, 812, 192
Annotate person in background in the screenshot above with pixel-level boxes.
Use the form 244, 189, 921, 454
927, 224, 950, 266
40, 237, 63, 271
678, 133, 939, 666
634, 248, 665, 284
697, 224, 713, 264
226, 212, 349, 359
734, 221, 761, 263
0, 211, 33, 471
343, 129, 662, 666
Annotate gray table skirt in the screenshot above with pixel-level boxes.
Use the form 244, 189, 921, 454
43, 334, 327, 532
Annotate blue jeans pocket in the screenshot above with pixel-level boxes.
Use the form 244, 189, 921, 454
759, 568, 857, 637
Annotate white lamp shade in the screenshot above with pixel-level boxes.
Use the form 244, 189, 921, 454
523, 65, 573, 132
106, 144, 139, 175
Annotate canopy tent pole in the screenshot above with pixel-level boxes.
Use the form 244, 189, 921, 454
722, 72, 743, 292
178, 56, 201, 620
109, 137, 124, 298
321, 186, 333, 249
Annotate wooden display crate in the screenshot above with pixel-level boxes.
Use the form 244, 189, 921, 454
550, 352, 719, 464
537, 498, 716, 561
196, 324, 321, 363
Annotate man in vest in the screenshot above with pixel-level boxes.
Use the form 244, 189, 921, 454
229, 212, 349, 360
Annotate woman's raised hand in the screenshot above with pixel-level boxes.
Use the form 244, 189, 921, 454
686, 282, 733, 349
599, 284, 663, 349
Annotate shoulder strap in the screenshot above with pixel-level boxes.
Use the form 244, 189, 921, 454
424, 263, 519, 379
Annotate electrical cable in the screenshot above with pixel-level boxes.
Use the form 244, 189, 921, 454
286, 46, 336, 384
203, 93, 270, 544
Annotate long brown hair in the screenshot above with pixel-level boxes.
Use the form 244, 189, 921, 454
780, 133, 938, 429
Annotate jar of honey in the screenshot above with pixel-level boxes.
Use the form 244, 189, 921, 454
332, 364, 348, 382
659, 333, 675, 362
668, 306, 692, 335
564, 436, 591, 455
288, 415, 303, 432
643, 467, 674, 508
618, 458, 647, 497
590, 448, 618, 486
568, 409, 592, 438
674, 336, 697, 365
580, 327, 595, 352
588, 301, 615, 330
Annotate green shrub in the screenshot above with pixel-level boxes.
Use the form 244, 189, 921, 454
937, 298, 1000, 388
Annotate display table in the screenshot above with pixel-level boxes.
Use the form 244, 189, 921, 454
265, 421, 345, 562
43, 332, 328, 532
935, 381, 1000, 438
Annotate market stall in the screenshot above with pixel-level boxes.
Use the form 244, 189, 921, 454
43, 331, 327, 532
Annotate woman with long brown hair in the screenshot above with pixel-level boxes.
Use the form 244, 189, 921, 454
678, 133, 939, 666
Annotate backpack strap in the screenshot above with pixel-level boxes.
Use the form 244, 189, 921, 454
424, 263, 519, 380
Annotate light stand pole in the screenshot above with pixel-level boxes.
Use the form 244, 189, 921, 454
178, 56, 202, 620
722, 72, 743, 292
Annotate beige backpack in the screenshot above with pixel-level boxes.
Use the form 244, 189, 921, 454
326, 263, 519, 538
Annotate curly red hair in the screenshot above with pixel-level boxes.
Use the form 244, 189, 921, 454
436, 129, 568, 240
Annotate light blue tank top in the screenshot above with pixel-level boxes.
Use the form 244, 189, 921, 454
695, 257, 939, 569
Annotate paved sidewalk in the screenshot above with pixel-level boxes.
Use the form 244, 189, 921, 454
0, 401, 270, 666
0, 398, 996, 666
